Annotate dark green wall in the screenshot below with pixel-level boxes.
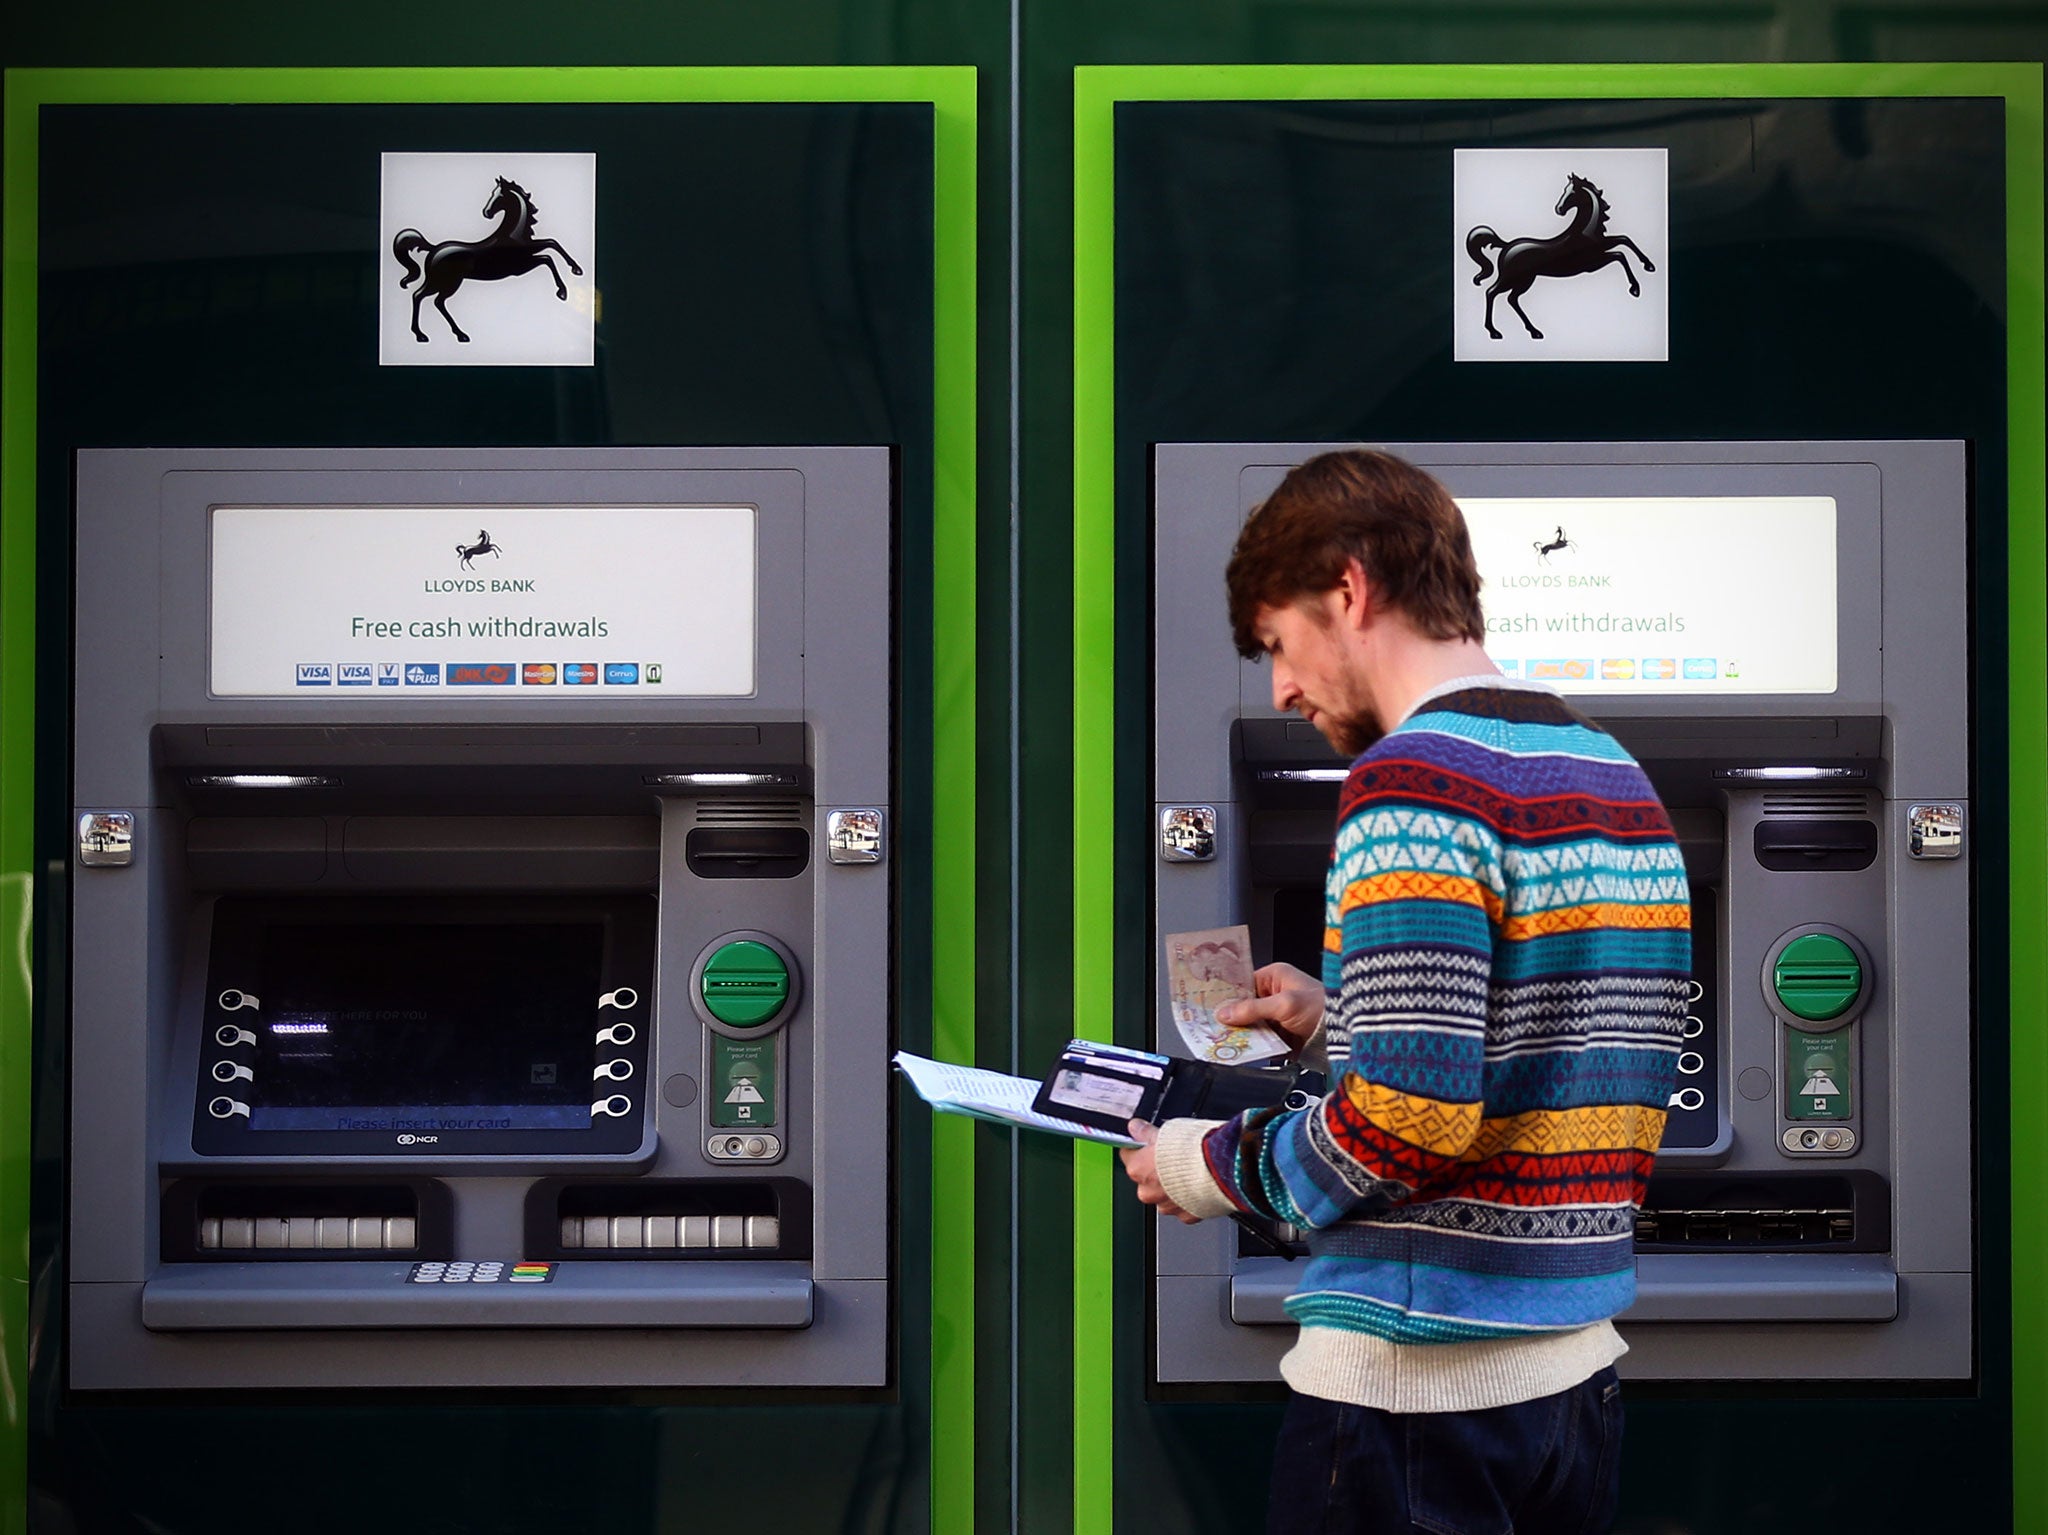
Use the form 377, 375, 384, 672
8, 5, 2047, 1533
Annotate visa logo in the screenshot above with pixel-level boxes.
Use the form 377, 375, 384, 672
404, 663, 442, 686
377, 662, 401, 686
1682, 658, 1718, 680
336, 662, 374, 686
522, 663, 558, 686
296, 663, 333, 686
563, 663, 598, 686
449, 663, 516, 686
604, 663, 640, 685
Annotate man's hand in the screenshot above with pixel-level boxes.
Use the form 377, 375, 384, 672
1215, 961, 1326, 1049
1118, 1120, 1200, 1224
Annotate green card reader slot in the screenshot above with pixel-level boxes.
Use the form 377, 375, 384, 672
700, 940, 791, 1029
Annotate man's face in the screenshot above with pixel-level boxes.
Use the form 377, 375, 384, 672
1251, 592, 1379, 757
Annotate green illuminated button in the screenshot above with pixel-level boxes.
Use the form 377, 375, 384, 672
1772, 933, 1863, 1022
701, 941, 791, 1028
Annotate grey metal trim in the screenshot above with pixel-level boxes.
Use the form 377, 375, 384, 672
140, 1261, 815, 1331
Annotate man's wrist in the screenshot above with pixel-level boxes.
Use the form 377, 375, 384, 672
1153, 1117, 1241, 1221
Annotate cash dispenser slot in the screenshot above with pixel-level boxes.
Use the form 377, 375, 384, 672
534, 1178, 813, 1259
162, 1177, 452, 1261
1633, 1171, 1890, 1252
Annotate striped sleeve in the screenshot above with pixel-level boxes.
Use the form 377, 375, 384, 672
1199, 756, 1501, 1228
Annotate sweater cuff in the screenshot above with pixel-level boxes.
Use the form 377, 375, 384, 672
1152, 1117, 1240, 1221
1293, 1017, 1330, 1076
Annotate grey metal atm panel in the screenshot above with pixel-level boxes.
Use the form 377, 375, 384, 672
1151, 440, 1971, 1385
70, 447, 896, 1390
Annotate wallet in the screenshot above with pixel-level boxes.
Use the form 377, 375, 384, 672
1030, 1038, 1324, 1140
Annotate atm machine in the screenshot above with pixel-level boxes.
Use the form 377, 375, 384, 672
1150, 440, 1972, 1385
68, 446, 895, 1390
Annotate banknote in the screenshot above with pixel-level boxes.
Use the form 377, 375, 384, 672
1164, 925, 1289, 1064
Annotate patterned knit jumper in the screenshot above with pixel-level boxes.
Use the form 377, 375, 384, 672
1154, 676, 1691, 1411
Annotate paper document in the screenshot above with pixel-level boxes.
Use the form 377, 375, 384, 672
893, 1051, 1141, 1147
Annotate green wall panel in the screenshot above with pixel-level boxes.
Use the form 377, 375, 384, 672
5, 7, 2048, 1535
3, 68, 988, 1535
1071, 62, 2042, 1535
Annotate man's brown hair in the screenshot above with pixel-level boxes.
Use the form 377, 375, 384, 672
1224, 449, 1486, 657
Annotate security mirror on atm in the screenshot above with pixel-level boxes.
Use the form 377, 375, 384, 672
70, 447, 893, 1391
1151, 440, 1969, 1386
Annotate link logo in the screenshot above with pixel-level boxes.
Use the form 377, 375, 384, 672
449, 663, 516, 686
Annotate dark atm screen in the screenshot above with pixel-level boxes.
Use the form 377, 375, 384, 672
250, 923, 602, 1132
195, 896, 655, 1157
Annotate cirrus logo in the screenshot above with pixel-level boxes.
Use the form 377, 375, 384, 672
396, 1133, 440, 1146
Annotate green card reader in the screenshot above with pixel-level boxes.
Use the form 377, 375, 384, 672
694, 933, 801, 1165
1765, 926, 1873, 1154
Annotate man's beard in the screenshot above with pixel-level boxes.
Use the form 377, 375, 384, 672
1318, 708, 1385, 759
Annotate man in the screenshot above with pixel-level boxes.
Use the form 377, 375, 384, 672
1121, 449, 1690, 1535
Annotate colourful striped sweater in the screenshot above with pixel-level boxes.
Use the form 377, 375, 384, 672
1155, 676, 1691, 1410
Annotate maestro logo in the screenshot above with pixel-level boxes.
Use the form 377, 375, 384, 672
380, 151, 597, 367
1454, 148, 1667, 363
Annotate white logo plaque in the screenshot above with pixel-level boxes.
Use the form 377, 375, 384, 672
1454, 147, 1668, 363
379, 151, 597, 367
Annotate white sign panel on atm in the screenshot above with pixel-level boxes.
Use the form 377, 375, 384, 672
209, 504, 756, 698
1463, 495, 1838, 696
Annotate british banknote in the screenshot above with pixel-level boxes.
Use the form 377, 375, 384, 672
1164, 925, 1289, 1065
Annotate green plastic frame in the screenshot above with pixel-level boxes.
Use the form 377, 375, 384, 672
1072, 61, 2045, 1535
0, 64, 978, 1535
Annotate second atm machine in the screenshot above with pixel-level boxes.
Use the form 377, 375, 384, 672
69, 446, 894, 1390
1151, 440, 1971, 1386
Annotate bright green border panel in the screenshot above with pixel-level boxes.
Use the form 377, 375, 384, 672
0, 65, 977, 1535
1073, 61, 2044, 1535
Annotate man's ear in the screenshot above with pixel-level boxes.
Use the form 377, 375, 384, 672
1333, 556, 1375, 632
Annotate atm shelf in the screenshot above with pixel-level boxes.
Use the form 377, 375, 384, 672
1623, 1253, 1899, 1321
1228, 1252, 1899, 1325
139, 1260, 815, 1330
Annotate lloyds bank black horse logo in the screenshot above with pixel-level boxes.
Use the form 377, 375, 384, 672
392, 176, 584, 344
457, 530, 503, 569
1465, 174, 1655, 341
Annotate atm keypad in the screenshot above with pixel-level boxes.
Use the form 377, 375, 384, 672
407, 1261, 554, 1283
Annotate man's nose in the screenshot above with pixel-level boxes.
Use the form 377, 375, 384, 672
1271, 663, 1299, 713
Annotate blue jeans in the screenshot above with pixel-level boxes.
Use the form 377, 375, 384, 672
1266, 1367, 1624, 1535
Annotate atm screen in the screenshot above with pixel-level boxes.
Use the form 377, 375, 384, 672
1463, 495, 1839, 695
195, 896, 655, 1157
248, 922, 602, 1133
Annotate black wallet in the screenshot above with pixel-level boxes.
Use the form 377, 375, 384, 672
1030, 1038, 1324, 1140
